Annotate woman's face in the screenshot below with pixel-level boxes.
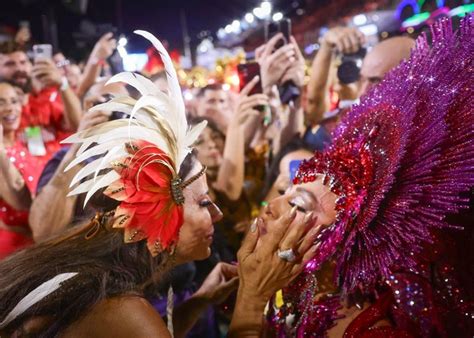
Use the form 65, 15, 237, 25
258, 175, 338, 249
0, 83, 22, 133
193, 126, 224, 168
175, 163, 223, 263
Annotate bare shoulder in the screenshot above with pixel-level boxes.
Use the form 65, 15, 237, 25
62, 295, 170, 338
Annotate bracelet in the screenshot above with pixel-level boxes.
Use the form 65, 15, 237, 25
60, 77, 69, 91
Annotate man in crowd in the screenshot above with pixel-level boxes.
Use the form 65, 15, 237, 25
195, 84, 232, 135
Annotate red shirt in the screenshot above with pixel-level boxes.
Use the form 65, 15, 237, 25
0, 141, 40, 259
19, 86, 71, 167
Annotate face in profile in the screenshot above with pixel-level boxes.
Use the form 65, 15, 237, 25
193, 126, 225, 169
175, 163, 223, 263
258, 175, 338, 252
0, 83, 23, 133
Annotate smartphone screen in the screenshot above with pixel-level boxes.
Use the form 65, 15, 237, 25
237, 62, 262, 95
33, 44, 53, 62
289, 159, 302, 182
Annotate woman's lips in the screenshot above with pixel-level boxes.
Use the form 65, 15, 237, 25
2, 114, 18, 124
205, 230, 214, 242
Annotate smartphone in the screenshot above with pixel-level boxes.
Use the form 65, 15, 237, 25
33, 44, 52, 62
289, 160, 303, 182
237, 62, 262, 95
264, 18, 291, 50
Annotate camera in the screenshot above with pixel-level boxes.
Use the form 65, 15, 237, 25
337, 47, 367, 85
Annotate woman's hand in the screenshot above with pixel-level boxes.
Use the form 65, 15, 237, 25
231, 75, 268, 127
256, 34, 296, 95
237, 207, 319, 301
228, 208, 321, 337
193, 262, 238, 305
90, 33, 117, 62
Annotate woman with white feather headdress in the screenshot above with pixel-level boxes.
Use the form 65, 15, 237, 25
0, 31, 314, 337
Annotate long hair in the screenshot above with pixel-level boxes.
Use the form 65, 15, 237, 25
0, 154, 197, 336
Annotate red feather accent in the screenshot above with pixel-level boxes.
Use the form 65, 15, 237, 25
104, 141, 183, 254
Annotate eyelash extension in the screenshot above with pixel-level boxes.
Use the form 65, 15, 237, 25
288, 201, 306, 213
199, 200, 212, 207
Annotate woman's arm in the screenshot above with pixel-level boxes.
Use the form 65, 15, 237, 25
76, 33, 117, 99
214, 77, 268, 201
307, 27, 365, 126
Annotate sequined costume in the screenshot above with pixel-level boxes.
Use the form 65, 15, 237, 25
268, 16, 474, 337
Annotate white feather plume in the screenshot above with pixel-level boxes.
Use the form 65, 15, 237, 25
64, 30, 207, 206
0, 273, 78, 329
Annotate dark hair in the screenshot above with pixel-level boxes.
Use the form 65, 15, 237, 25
196, 83, 224, 98
0, 153, 197, 336
0, 41, 26, 55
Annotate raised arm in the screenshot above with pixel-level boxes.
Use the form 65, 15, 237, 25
76, 33, 117, 99
214, 76, 268, 201
31, 59, 82, 131
306, 27, 365, 125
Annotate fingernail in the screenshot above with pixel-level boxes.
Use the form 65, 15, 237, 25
311, 224, 322, 237
303, 212, 314, 224
250, 218, 258, 232
312, 241, 321, 252
253, 75, 260, 81
289, 205, 298, 219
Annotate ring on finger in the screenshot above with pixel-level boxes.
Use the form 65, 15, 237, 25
277, 248, 297, 262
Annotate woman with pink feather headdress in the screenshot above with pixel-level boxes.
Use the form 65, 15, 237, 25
261, 16, 474, 337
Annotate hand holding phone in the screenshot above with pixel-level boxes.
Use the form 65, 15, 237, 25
264, 19, 292, 50
232, 75, 269, 126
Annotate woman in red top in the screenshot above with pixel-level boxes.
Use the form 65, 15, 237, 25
0, 82, 39, 259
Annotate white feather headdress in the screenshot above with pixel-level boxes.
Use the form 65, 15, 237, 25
63, 30, 207, 254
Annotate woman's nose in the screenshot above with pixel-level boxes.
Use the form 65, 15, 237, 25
208, 202, 223, 223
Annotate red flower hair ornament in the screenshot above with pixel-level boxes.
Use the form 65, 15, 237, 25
63, 31, 207, 256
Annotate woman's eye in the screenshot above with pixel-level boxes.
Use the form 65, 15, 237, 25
288, 201, 307, 213
199, 200, 212, 208
277, 189, 285, 195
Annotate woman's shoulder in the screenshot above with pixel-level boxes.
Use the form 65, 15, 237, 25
62, 295, 170, 338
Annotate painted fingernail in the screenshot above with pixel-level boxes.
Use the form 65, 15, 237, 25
312, 241, 321, 252
289, 205, 298, 219
303, 212, 314, 224
250, 218, 258, 232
